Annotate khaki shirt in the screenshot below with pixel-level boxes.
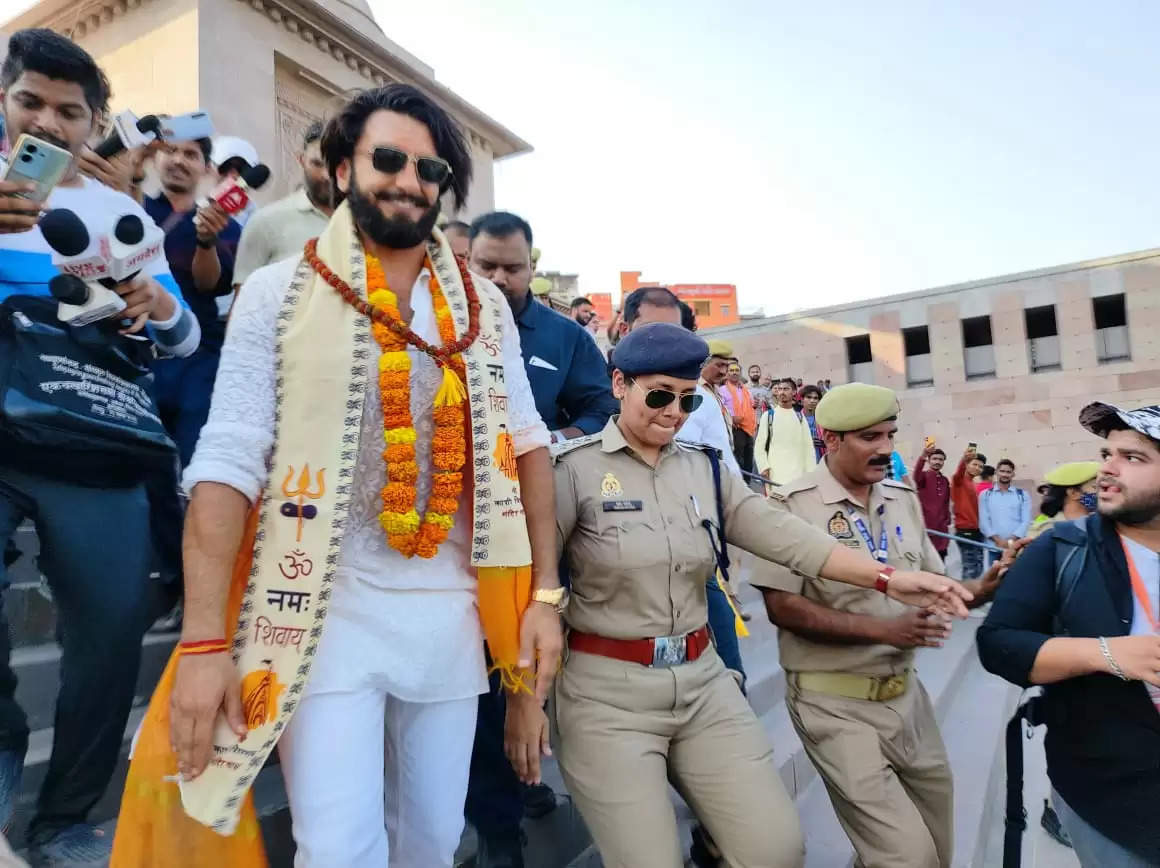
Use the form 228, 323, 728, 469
750, 459, 944, 676
554, 417, 837, 640
234, 189, 330, 286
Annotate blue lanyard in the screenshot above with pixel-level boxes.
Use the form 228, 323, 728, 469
849, 504, 890, 563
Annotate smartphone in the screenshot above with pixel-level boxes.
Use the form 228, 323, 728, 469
924, 435, 936, 450
967, 441, 978, 453
2, 134, 73, 202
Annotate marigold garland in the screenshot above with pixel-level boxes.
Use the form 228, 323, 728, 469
351, 252, 471, 558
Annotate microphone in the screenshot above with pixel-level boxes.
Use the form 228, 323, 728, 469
40, 208, 165, 325
93, 113, 162, 160
48, 273, 127, 327
201, 163, 271, 216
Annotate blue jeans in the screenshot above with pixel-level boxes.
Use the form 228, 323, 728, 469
956, 530, 985, 580
0, 465, 153, 845
152, 349, 220, 468
1053, 790, 1157, 867
706, 579, 745, 685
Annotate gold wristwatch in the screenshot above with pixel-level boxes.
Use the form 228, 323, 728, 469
532, 587, 569, 613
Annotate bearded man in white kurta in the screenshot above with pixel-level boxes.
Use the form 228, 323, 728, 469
114, 86, 565, 868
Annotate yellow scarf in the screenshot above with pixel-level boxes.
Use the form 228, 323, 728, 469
112, 203, 534, 864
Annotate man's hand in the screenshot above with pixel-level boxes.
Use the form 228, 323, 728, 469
990, 536, 1006, 549
1105, 635, 1160, 686
0, 180, 43, 234
116, 274, 177, 334
518, 601, 563, 703
195, 202, 230, 243
169, 652, 248, 779
883, 608, 951, 649
504, 689, 551, 785
77, 146, 135, 195
885, 570, 973, 617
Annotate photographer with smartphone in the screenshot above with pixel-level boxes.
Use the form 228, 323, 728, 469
0, 28, 199, 867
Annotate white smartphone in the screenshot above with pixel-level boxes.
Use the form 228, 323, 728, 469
2, 134, 73, 202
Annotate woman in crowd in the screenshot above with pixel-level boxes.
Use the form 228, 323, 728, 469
505, 322, 972, 868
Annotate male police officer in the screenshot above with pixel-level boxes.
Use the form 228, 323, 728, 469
752, 383, 997, 868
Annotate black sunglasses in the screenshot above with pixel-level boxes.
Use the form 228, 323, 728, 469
370, 146, 452, 187
631, 381, 704, 413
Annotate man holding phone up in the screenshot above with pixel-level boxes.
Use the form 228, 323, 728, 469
0, 29, 199, 867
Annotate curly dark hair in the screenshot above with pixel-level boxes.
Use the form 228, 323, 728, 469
320, 84, 472, 210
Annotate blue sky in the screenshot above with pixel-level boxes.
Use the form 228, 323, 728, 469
372, 0, 1158, 314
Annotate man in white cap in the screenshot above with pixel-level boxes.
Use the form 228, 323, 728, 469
210, 135, 261, 226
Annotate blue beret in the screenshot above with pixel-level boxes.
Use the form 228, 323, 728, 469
611, 322, 709, 381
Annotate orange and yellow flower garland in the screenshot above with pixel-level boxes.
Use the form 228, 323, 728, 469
367, 253, 468, 558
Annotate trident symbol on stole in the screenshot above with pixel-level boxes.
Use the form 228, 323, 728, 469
280, 464, 326, 542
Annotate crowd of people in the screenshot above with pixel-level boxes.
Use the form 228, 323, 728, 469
0, 25, 1157, 868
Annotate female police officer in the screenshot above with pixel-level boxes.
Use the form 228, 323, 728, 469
504, 323, 971, 868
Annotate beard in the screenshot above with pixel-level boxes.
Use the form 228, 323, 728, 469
347, 165, 441, 250
304, 175, 333, 210
1099, 487, 1160, 526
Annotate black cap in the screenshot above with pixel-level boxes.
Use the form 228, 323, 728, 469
610, 322, 709, 380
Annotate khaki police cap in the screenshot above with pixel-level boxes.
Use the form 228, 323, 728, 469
1043, 461, 1100, 487
706, 339, 733, 359
815, 383, 899, 432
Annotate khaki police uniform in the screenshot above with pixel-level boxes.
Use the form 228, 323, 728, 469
551, 417, 839, 868
752, 459, 954, 868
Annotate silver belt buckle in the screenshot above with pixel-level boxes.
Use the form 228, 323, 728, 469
651, 634, 688, 667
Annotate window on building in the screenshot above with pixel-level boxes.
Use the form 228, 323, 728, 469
692, 300, 711, 317
902, 325, 933, 387
1093, 293, 1131, 362
1025, 305, 1061, 372
720, 304, 730, 317
845, 334, 874, 384
961, 315, 996, 379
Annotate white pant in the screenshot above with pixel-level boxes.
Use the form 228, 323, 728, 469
279, 688, 478, 868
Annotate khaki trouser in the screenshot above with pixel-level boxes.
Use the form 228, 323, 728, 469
552, 646, 803, 868
786, 676, 953, 868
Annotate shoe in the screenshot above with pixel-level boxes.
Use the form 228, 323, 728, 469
522, 782, 557, 819
0, 749, 23, 833
28, 824, 111, 867
475, 832, 525, 868
1040, 800, 1073, 848
689, 823, 722, 867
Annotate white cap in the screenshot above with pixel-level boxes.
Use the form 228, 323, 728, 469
210, 136, 259, 170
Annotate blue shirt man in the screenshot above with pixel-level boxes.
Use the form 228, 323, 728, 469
979, 459, 1031, 548
143, 138, 241, 466
468, 212, 616, 441
464, 211, 616, 864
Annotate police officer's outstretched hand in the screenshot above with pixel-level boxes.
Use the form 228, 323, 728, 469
886, 608, 951, 649
886, 570, 973, 617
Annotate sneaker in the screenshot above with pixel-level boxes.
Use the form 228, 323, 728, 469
0, 749, 23, 833
522, 782, 557, 819
28, 824, 111, 868
1040, 800, 1073, 849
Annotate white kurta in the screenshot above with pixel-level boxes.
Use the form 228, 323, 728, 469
184, 255, 550, 703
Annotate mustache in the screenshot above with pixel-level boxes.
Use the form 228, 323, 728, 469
32, 131, 70, 150
868, 457, 891, 467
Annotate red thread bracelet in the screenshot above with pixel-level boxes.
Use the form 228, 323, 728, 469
179, 639, 230, 656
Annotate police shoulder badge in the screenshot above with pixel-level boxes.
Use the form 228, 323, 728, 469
601, 472, 624, 498
827, 511, 855, 540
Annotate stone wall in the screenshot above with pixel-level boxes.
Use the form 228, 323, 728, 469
706, 250, 1160, 482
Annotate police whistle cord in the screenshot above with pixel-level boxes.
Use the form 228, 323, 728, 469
740, 469, 1006, 553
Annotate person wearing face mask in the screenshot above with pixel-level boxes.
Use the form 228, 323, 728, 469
519, 333, 973, 868
751, 383, 1001, 868
1026, 462, 1101, 540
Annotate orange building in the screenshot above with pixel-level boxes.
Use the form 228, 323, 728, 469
620, 271, 740, 329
